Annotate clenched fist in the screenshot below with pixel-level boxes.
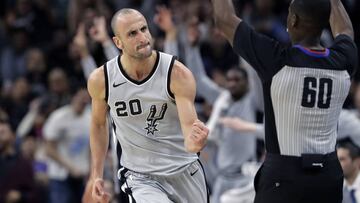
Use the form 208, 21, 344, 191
82, 178, 110, 203
185, 119, 209, 153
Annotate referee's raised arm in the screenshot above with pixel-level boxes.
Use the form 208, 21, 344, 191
211, 0, 285, 81
329, 0, 358, 76
210, 0, 241, 46
330, 0, 354, 39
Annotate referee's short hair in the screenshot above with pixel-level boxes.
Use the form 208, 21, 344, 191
291, 0, 331, 29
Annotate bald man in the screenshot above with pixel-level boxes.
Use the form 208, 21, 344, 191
83, 9, 209, 203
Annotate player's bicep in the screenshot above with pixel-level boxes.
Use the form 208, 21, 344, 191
87, 66, 108, 125
91, 98, 108, 125
171, 62, 198, 135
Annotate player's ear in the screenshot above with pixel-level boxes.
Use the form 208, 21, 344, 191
113, 36, 123, 50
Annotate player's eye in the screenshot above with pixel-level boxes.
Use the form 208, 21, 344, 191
129, 31, 137, 37
140, 26, 147, 32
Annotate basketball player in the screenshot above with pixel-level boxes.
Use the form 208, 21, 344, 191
83, 8, 209, 203
211, 0, 357, 202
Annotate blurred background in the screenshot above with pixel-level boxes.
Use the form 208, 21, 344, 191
0, 0, 359, 203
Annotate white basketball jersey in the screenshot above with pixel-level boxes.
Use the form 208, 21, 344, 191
104, 51, 197, 176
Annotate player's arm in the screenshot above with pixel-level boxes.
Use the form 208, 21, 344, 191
170, 61, 209, 153
329, 0, 354, 40
211, 0, 241, 46
84, 66, 110, 203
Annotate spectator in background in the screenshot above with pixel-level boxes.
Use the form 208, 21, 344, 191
0, 77, 32, 130
337, 141, 360, 203
24, 48, 47, 96
3, 0, 55, 47
352, 82, 360, 118
45, 68, 71, 108
67, 0, 111, 34
20, 135, 48, 203
72, 16, 119, 79
0, 28, 29, 91
43, 87, 91, 203
0, 119, 38, 203
46, 28, 73, 70
242, 0, 289, 43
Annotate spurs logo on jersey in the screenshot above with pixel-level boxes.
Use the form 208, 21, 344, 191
145, 103, 167, 136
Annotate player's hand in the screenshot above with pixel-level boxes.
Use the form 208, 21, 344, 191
83, 178, 110, 203
82, 180, 94, 203
188, 119, 209, 152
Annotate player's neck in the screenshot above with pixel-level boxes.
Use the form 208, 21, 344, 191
121, 51, 157, 81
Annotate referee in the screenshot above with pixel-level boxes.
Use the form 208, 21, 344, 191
211, 0, 358, 202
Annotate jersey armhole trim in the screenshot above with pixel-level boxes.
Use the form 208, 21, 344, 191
104, 62, 109, 103
166, 56, 176, 100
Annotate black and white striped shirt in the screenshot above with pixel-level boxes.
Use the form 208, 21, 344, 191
233, 22, 358, 156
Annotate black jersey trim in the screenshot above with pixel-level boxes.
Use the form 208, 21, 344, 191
103, 63, 109, 103
198, 159, 210, 203
167, 56, 176, 100
117, 51, 160, 85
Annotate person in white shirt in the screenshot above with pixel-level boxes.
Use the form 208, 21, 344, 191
43, 87, 91, 203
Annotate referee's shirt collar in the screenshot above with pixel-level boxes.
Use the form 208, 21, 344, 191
293, 45, 330, 58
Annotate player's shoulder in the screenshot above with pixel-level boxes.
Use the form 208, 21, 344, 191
88, 66, 106, 99
169, 60, 196, 96
171, 60, 194, 81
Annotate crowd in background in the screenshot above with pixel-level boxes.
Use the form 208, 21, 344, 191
0, 0, 360, 203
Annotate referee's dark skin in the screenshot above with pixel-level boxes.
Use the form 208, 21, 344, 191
211, 0, 357, 203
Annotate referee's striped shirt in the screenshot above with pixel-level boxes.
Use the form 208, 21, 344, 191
233, 22, 358, 157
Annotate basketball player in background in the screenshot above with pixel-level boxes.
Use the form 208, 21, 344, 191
83, 8, 209, 203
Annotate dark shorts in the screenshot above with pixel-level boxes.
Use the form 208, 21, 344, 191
254, 151, 343, 203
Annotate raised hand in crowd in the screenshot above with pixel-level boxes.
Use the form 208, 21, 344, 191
73, 23, 89, 59
89, 16, 112, 46
154, 6, 177, 40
